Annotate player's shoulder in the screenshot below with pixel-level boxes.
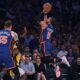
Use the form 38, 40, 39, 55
0, 30, 10, 34
11, 31, 18, 41
11, 31, 18, 37
11, 31, 18, 35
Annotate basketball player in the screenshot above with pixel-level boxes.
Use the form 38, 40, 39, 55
40, 20, 53, 56
0, 20, 19, 80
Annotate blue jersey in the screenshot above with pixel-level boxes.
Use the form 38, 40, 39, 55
42, 24, 53, 41
0, 30, 12, 52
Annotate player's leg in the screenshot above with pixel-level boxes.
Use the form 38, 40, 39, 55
40, 42, 46, 57
45, 41, 52, 55
3, 53, 20, 80
44, 41, 52, 68
0, 54, 9, 80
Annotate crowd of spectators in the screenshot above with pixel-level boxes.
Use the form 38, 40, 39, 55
16, 19, 80, 79
0, 0, 80, 80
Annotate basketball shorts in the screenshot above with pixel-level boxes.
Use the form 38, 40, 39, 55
0, 52, 15, 69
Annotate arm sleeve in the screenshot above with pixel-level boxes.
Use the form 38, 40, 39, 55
31, 63, 35, 74
20, 62, 25, 71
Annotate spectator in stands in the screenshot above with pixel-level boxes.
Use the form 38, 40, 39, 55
71, 56, 80, 80
21, 48, 30, 62
71, 44, 79, 56
33, 49, 39, 54
34, 55, 46, 80
29, 30, 39, 54
57, 44, 68, 58
19, 26, 27, 50
32, 49, 40, 63
20, 55, 36, 80
52, 40, 60, 58
25, 28, 35, 47
57, 44, 70, 67
67, 48, 77, 65
23, 46, 31, 56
